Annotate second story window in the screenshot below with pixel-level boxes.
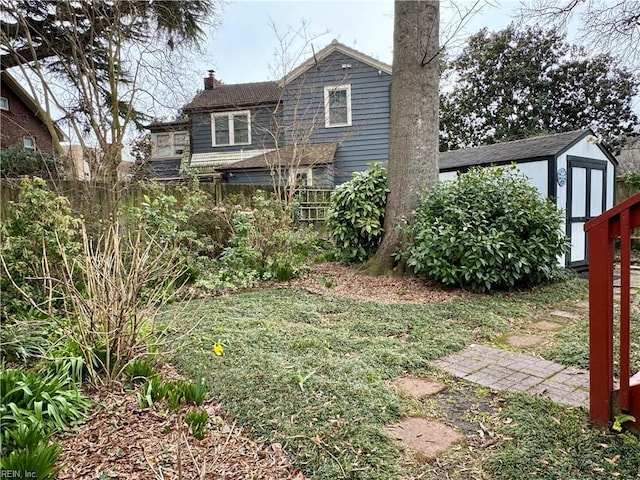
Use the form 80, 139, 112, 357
212, 111, 251, 146
154, 131, 188, 158
0, 97, 8, 110
324, 85, 352, 128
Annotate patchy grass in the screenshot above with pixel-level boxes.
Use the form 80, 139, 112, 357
486, 394, 640, 479
168, 279, 611, 479
544, 311, 640, 373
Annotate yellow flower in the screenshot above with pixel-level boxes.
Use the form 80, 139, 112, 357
213, 343, 224, 356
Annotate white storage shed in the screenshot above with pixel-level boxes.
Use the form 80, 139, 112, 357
438, 129, 618, 268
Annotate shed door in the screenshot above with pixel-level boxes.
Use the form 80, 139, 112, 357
567, 157, 607, 267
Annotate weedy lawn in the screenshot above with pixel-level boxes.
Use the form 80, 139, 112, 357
170, 279, 640, 479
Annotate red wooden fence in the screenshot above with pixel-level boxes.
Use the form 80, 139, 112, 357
585, 192, 640, 431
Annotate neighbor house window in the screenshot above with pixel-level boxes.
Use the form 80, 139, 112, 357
0, 97, 8, 110
23, 137, 35, 152
154, 131, 188, 158
211, 111, 251, 146
324, 85, 352, 127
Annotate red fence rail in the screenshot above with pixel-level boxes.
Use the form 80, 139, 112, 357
585, 192, 640, 430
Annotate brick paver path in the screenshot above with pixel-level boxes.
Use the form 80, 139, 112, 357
434, 344, 589, 408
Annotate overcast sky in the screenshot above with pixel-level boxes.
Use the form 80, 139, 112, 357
199, 0, 523, 85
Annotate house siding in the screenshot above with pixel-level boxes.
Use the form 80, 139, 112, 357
149, 158, 182, 180
190, 105, 279, 155
0, 79, 55, 154
283, 50, 391, 185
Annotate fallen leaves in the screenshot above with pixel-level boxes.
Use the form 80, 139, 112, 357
55, 387, 308, 479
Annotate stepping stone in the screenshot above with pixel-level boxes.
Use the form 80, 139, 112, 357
549, 310, 580, 320
391, 377, 446, 398
530, 320, 564, 332
503, 334, 543, 348
383, 417, 464, 461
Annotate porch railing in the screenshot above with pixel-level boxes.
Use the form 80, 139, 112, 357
585, 192, 640, 431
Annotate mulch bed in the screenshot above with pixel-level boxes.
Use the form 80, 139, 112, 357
56, 369, 307, 479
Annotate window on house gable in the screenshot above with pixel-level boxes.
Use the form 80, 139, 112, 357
23, 137, 36, 152
324, 85, 352, 128
154, 132, 189, 158
0, 97, 8, 110
211, 111, 251, 146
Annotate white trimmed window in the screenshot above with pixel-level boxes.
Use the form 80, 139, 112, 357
289, 168, 313, 187
153, 131, 188, 158
211, 110, 251, 146
23, 136, 35, 152
324, 85, 352, 127
0, 97, 8, 110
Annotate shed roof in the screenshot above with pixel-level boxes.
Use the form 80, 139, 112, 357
184, 81, 281, 112
439, 129, 594, 171
216, 143, 338, 171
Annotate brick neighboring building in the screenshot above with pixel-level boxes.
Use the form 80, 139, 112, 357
1, 70, 63, 154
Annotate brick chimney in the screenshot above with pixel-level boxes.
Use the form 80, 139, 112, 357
204, 70, 222, 90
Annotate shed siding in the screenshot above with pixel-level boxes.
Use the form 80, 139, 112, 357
438, 160, 549, 199
283, 50, 391, 185
225, 166, 333, 187
190, 106, 279, 155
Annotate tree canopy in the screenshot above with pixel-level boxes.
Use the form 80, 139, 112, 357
0, 0, 218, 182
440, 25, 639, 153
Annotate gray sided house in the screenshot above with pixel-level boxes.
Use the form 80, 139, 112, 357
146, 40, 391, 187
147, 118, 190, 181
438, 129, 618, 268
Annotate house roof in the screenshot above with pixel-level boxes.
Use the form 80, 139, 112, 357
438, 129, 600, 171
284, 39, 392, 85
146, 118, 189, 131
1, 70, 66, 142
215, 143, 338, 171
183, 81, 282, 112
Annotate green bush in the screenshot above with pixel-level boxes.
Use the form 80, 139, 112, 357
1, 178, 81, 362
624, 171, 640, 192
326, 163, 388, 263
0, 440, 63, 480
0, 146, 64, 179
0, 368, 89, 453
198, 192, 320, 292
400, 166, 570, 292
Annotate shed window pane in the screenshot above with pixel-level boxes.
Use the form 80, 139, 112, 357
590, 169, 604, 217
571, 167, 587, 217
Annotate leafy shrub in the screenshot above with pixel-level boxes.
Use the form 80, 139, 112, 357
0, 146, 64, 179
326, 163, 388, 263
0, 440, 63, 480
199, 192, 320, 292
1, 178, 81, 362
400, 166, 570, 292
624, 171, 640, 192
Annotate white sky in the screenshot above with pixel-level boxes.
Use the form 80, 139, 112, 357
200, 0, 523, 85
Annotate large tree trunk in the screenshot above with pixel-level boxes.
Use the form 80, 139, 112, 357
365, 0, 440, 274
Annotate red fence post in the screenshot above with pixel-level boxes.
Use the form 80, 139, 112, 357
588, 223, 615, 426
